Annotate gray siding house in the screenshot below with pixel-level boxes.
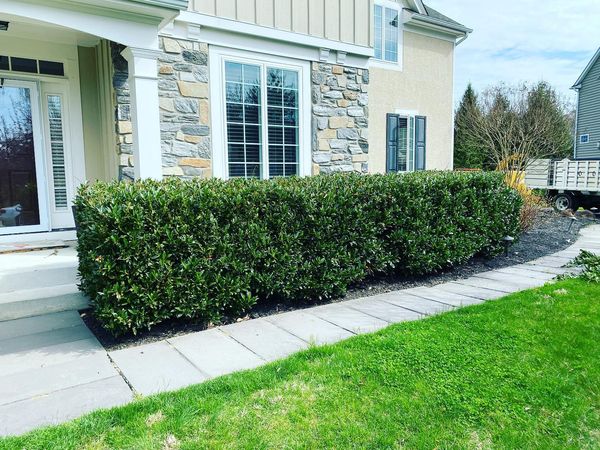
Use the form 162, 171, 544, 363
573, 47, 600, 159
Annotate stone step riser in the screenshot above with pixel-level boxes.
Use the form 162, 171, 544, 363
0, 291, 89, 322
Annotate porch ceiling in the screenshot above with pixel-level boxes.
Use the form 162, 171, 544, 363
0, 0, 183, 49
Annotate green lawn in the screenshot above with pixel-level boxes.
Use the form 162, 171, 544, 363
2, 278, 599, 449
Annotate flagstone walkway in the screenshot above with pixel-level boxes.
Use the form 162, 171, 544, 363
1, 225, 598, 436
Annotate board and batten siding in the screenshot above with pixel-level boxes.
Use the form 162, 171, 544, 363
575, 56, 600, 159
188, 0, 373, 47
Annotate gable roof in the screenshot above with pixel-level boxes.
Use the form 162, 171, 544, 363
572, 47, 600, 90
403, 2, 472, 40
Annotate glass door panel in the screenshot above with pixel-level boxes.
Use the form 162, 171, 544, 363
0, 81, 47, 234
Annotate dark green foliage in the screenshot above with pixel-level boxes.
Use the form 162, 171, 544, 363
74, 172, 522, 335
454, 83, 487, 169
572, 250, 600, 283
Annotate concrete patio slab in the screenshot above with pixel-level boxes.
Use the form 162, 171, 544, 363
109, 341, 207, 396
219, 318, 308, 361
309, 303, 390, 334
266, 311, 354, 345
169, 328, 265, 378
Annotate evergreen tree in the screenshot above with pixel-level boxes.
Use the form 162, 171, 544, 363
454, 84, 485, 168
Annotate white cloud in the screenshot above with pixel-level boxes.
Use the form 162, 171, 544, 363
423, 0, 600, 105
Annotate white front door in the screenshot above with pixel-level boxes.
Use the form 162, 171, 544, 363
0, 79, 50, 235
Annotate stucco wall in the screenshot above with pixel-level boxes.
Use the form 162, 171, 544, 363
368, 30, 455, 173
189, 0, 373, 47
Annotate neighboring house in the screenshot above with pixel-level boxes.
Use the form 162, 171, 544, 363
572, 47, 600, 160
0, 0, 470, 240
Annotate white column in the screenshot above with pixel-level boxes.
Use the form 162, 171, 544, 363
121, 47, 163, 180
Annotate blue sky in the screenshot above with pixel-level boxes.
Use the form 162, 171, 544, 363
423, 0, 600, 106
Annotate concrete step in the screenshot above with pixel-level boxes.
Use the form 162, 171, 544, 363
0, 265, 79, 294
0, 284, 89, 322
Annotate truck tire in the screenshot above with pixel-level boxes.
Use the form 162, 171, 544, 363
553, 193, 578, 212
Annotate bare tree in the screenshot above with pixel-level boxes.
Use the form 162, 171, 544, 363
456, 82, 574, 174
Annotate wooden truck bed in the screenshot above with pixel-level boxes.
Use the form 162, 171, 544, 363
525, 159, 600, 192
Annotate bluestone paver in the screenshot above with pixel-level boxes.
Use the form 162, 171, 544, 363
0, 338, 104, 377
308, 303, 389, 334
377, 292, 455, 315
0, 310, 81, 341
219, 318, 308, 361
0, 376, 131, 436
0, 324, 94, 356
266, 310, 354, 345
472, 271, 546, 289
453, 276, 522, 293
0, 352, 118, 406
345, 297, 423, 323
404, 286, 485, 307
109, 341, 208, 396
438, 282, 506, 300
169, 328, 265, 377
494, 266, 557, 281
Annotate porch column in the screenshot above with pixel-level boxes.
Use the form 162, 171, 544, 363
121, 47, 163, 180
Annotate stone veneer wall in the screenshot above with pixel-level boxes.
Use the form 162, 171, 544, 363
311, 62, 369, 174
111, 37, 212, 180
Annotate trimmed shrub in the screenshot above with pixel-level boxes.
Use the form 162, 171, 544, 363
74, 172, 521, 335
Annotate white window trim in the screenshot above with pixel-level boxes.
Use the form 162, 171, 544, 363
372, 0, 404, 71
209, 46, 311, 180
392, 109, 420, 173
580, 134, 590, 144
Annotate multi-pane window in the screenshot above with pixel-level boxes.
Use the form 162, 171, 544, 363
224, 61, 300, 179
374, 4, 400, 63
267, 68, 299, 177
386, 114, 426, 173
225, 62, 262, 178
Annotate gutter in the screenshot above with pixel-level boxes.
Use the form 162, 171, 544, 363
405, 11, 472, 44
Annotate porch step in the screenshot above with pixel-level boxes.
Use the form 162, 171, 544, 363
0, 247, 88, 321
0, 284, 89, 322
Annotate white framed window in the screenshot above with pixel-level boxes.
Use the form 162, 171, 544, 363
374, 1, 402, 68
210, 47, 311, 180
386, 112, 426, 173
580, 134, 590, 144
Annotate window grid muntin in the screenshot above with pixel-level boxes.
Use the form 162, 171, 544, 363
374, 4, 400, 63
224, 58, 301, 180
225, 62, 263, 179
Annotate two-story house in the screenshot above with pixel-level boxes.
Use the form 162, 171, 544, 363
0, 0, 470, 241
572, 47, 600, 160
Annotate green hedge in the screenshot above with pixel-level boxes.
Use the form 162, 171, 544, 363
75, 172, 521, 335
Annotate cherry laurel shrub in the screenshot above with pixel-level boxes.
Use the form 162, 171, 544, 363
75, 172, 521, 335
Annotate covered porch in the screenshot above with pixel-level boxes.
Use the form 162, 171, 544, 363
0, 0, 183, 242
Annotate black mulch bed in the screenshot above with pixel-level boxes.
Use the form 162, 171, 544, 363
82, 209, 597, 350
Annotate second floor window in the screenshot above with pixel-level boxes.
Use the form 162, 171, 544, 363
374, 3, 400, 63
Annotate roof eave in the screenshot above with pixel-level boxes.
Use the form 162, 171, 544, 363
572, 47, 600, 89
405, 12, 472, 41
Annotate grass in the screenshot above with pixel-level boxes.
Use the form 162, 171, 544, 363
2, 278, 599, 449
